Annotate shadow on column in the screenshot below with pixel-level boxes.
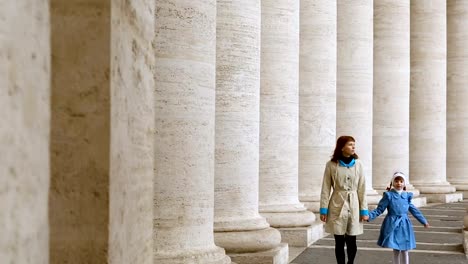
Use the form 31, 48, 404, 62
49, 1, 110, 263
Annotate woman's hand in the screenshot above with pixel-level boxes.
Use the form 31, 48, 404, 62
424, 223, 430, 228
320, 214, 327, 222
360, 215, 369, 221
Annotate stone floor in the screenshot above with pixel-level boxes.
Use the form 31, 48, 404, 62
290, 200, 468, 264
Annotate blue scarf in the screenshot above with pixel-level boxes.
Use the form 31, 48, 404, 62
339, 158, 355, 168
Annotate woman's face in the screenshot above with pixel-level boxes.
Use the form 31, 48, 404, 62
341, 141, 355, 156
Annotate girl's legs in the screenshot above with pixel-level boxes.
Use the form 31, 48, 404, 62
334, 235, 346, 264
393, 249, 401, 264
400, 250, 409, 264
344, 235, 357, 264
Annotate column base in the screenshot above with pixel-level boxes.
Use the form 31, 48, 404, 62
411, 196, 427, 207
260, 210, 315, 228
154, 246, 231, 264
463, 230, 468, 259
423, 192, 463, 203
277, 221, 325, 247
214, 227, 281, 254
366, 193, 382, 205
228, 243, 289, 264
413, 183, 456, 194
301, 201, 320, 213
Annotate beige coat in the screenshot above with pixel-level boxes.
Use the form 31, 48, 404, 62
320, 159, 368, 235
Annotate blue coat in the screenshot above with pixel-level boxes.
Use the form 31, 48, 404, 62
368, 190, 427, 250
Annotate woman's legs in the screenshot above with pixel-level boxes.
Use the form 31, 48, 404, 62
344, 235, 357, 264
334, 235, 346, 264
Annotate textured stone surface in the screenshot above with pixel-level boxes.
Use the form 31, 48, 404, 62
278, 222, 325, 247
373, 0, 414, 191
0, 1, 50, 263
259, 0, 314, 227
49, 1, 110, 263
109, 1, 154, 263
410, 0, 455, 194
229, 244, 289, 264
298, 0, 336, 212
447, 0, 468, 192
337, 0, 377, 196
214, 0, 281, 255
153, 0, 230, 263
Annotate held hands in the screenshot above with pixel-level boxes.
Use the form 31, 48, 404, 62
320, 214, 327, 222
360, 215, 369, 222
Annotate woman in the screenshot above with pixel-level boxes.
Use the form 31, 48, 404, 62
320, 135, 369, 264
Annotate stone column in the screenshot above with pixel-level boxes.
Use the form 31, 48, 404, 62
153, 1, 230, 263
299, 0, 337, 213
373, 0, 423, 205
337, 0, 380, 203
447, 0, 468, 198
49, 2, 110, 263
260, 0, 316, 247
214, 0, 287, 263
410, 0, 461, 203
0, 1, 50, 263
109, 1, 154, 263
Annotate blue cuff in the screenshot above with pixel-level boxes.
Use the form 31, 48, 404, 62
320, 208, 328, 215
360, 209, 369, 216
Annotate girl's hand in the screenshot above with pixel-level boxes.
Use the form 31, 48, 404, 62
360, 215, 369, 221
320, 214, 327, 222
424, 223, 430, 228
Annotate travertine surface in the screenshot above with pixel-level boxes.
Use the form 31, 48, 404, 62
153, 0, 230, 263
337, 0, 378, 197
299, 0, 336, 212
0, 1, 50, 263
214, 0, 282, 255
447, 0, 468, 192
410, 0, 455, 194
373, 0, 413, 190
49, 1, 110, 263
109, 1, 154, 263
260, 0, 314, 226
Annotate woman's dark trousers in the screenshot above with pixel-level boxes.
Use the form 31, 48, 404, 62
334, 234, 357, 264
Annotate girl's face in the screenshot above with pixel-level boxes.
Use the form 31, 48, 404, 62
341, 141, 355, 157
393, 177, 405, 190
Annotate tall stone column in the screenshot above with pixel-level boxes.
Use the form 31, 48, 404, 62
337, 0, 380, 203
410, 0, 461, 203
299, 0, 337, 213
109, 1, 155, 263
153, 1, 230, 263
0, 1, 50, 263
214, 0, 287, 263
49, 2, 111, 263
373, 0, 422, 204
260, 0, 316, 247
447, 0, 468, 198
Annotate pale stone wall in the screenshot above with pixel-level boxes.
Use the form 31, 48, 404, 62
0, 1, 50, 263
153, 0, 230, 263
373, 0, 411, 190
447, 0, 468, 193
49, 1, 110, 262
299, 0, 336, 212
109, 1, 154, 263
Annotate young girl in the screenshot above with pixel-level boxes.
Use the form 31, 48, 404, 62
368, 172, 430, 264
